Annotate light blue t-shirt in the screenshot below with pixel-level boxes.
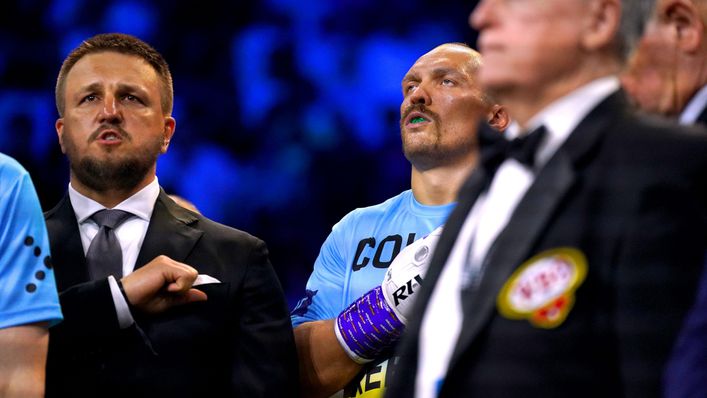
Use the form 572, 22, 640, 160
291, 190, 453, 397
292, 189, 453, 324
0, 153, 63, 329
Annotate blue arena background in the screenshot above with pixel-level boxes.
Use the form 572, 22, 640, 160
0, 0, 479, 307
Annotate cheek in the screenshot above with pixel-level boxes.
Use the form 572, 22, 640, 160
444, 102, 483, 136
61, 117, 89, 142
481, 28, 573, 85
625, 42, 674, 105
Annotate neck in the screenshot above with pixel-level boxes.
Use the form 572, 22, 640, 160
70, 173, 155, 208
677, 54, 707, 115
501, 58, 620, 129
410, 156, 476, 205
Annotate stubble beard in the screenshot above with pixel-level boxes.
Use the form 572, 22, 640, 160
401, 125, 476, 172
63, 128, 163, 193
402, 127, 442, 170
401, 105, 444, 170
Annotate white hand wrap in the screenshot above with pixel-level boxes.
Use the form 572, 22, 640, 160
381, 226, 442, 324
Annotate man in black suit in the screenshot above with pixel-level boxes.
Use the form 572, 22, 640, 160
45, 33, 298, 397
386, 0, 707, 397
622, 1, 707, 395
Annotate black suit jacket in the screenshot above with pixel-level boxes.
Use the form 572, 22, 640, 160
662, 99, 707, 397
45, 190, 298, 398
387, 91, 707, 398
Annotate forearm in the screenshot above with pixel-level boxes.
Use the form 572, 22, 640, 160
0, 323, 48, 398
295, 320, 362, 398
294, 230, 439, 397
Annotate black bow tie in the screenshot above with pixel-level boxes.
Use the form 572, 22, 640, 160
478, 123, 547, 172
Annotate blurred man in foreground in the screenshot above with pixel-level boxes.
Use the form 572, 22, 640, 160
387, 1, 707, 397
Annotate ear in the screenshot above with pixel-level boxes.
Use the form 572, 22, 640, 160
581, 0, 621, 51
665, 0, 702, 54
487, 104, 510, 132
161, 116, 176, 154
55, 118, 67, 154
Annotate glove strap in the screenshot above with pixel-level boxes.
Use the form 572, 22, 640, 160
334, 286, 404, 364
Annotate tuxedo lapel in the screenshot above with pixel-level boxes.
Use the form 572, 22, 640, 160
447, 91, 626, 370
393, 167, 490, 395
134, 190, 203, 270
421, 169, 488, 304
45, 194, 89, 291
696, 104, 707, 127
401, 167, 490, 352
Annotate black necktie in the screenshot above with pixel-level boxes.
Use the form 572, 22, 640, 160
478, 124, 547, 174
86, 209, 134, 280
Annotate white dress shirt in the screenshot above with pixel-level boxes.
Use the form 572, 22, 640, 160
415, 76, 621, 398
679, 84, 707, 125
68, 177, 160, 328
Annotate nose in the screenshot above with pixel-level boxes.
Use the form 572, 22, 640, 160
470, 0, 492, 30
409, 83, 431, 106
98, 94, 122, 124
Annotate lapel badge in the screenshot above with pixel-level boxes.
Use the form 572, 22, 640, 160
496, 247, 587, 329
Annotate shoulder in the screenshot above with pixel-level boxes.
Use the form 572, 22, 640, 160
193, 213, 265, 248
160, 194, 267, 253
44, 194, 70, 221
0, 153, 26, 175
336, 190, 412, 228
612, 113, 707, 160
0, 153, 28, 191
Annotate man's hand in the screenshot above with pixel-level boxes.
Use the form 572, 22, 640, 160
120, 255, 207, 314
334, 226, 443, 364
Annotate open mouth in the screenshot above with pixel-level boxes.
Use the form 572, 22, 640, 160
405, 111, 431, 127
96, 131, 123, 144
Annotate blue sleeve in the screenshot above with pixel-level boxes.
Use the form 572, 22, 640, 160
0, 165, 63, 329
291, 218, 350, 327
663, 264, 707, 398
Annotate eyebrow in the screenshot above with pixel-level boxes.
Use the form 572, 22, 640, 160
430, 67, 465, 79
78, 82, 104, 94
402, 66, 466, 83
402, 72, 419, 83
77, 82, 148, 96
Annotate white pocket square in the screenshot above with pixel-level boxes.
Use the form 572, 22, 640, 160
194, 274, 221, 286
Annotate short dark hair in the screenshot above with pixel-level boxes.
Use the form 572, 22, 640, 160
55, 33, 173, 116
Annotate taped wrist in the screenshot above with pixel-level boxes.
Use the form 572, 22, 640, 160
334, 286, 405, 364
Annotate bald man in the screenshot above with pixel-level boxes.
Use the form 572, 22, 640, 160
290, 43, 508, 398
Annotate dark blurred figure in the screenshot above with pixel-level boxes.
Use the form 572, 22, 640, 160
623, 0, 707, 125
623, 1, 707, 396
44, 33, 297, 398
387, 0, 707, 397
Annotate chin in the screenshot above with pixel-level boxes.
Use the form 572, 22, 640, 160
479, 69, 510, 90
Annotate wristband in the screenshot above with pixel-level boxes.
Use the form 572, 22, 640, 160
334, 286, 405, 364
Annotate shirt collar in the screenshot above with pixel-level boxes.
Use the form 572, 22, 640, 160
68, 177, 160, 224
679, 84, 707, 125
505, 76, 620, 167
